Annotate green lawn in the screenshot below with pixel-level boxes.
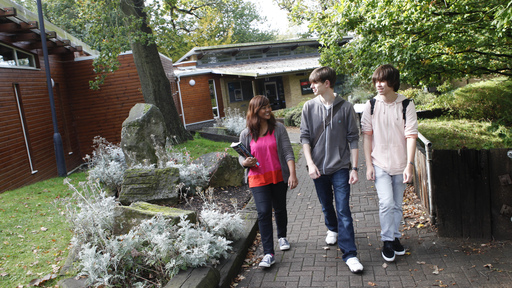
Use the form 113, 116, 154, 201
0, 172, 87, 287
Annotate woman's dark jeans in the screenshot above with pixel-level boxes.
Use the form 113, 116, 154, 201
250, 181, 288, 255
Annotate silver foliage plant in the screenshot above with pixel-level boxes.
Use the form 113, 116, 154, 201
215, 107, 246, 136
85, 136, 211, 193
64, 178, 244, 287
84, 136, 127, 194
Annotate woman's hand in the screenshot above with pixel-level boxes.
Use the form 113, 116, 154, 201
242, 157, 258, 167
288, 175, 298, 189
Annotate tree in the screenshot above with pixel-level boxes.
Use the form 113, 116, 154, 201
289, 0, 512, 87
120, 0, 192, 143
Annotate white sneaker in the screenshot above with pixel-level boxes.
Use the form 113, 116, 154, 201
346, 257, 364, 273
325, 230, 338, 245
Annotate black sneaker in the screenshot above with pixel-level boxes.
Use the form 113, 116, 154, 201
393, 238, 405, 256
381, 241, 395, 262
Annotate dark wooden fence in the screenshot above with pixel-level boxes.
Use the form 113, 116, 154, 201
414, 145, 512, 240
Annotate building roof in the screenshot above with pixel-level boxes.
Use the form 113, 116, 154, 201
174, 55, 320, 78
174, 37, 353, 79
175, 38, 330, 64
0, 0, 96, 56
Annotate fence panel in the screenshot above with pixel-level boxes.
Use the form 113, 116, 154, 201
489, 149, 512, 240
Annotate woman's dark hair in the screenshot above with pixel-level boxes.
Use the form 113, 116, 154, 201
246, 95, 276, 142
372, 64, 400, 92
309, 66, 337, 88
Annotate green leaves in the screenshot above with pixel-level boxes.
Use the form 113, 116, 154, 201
294, 0, 512, 87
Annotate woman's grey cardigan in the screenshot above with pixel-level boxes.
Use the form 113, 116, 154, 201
238, 122, 295, 184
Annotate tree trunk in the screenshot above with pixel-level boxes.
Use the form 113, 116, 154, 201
120, 0, 192, 144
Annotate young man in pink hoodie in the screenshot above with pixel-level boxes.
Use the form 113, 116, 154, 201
361, 64, 418, 262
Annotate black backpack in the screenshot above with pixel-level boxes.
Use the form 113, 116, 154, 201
370, 98, 411, 125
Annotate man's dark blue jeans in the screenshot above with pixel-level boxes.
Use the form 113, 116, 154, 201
313, 168, 357, 261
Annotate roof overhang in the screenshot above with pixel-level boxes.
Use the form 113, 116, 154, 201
174, 56, 320, 79
0, 0, 96, 56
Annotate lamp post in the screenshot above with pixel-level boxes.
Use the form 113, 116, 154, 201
36, 0, 67, 176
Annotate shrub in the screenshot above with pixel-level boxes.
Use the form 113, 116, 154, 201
399, 88, 437, 110
347, 86, 374, 104
434, 77, 512, 126
164, 146, 210, 191
64, 178, 244, 287
84, 137, 127, 195
215, 107, 246, 136
283, 101, 306, 127
85, 136, 211, 194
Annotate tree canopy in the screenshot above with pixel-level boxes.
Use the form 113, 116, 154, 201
288, 0, 512, 87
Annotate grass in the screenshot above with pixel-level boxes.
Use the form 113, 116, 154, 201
0, 172, 87, 287
175, 133, 302, 162
0, 135, 302, 287
418, 117, 512, 149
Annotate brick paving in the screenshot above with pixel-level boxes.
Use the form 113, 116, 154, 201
236, 137, 512, 288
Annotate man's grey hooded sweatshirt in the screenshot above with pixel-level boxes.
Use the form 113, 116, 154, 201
300, 94, 359, 175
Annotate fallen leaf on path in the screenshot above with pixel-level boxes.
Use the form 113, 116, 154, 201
432, 265, 439, 275
368, 281, 377, 286
484, 263, 493, 269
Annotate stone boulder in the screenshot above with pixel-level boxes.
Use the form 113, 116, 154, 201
119, 167, 181, 206
121, 103, 168, 167
194, 152, 244, 188
113, 202, 196, 236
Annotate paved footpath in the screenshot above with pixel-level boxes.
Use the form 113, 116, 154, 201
236, 137, 512, 288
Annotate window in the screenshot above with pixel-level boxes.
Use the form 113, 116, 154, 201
0, 43, 36, 68
228, 81, 254, 103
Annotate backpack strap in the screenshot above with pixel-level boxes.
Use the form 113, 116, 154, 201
370, 98, 376, 115
370, 98, 412, 125
402, 99, 411, 125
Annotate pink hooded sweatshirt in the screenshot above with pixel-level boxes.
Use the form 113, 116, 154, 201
361, 94, 418, 175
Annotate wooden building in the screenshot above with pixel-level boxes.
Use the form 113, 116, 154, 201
0, 1, 177, 193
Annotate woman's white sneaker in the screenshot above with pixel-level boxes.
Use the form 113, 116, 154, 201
259, 254, 275, 268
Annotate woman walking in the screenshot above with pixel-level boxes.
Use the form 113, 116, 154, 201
238, 95, 298, 268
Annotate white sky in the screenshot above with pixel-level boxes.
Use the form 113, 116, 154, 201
248, 0, 308, 37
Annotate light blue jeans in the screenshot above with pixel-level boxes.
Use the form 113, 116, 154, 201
374, 165, 406, 242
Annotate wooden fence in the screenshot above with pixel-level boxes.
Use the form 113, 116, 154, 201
414, 144, 512, 240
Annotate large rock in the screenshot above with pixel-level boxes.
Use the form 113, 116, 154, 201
194, 152, 244, 187
121, 103, 168, 167
119, 167, 181, 206
113, 202, 196, 235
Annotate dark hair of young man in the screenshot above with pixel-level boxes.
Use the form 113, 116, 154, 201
309, 66, 337, 88
372, 64, 400, 92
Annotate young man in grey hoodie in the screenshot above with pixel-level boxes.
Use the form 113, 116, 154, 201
300, 66, 363, 273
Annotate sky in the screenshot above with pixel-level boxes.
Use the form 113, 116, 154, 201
248, 0, 308, 37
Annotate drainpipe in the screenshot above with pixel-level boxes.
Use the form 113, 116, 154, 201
176, 75, 187, 127
418, 132, 434, 224
37, 0, 67, 176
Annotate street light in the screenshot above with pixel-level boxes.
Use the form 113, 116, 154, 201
36, 0, 67, 176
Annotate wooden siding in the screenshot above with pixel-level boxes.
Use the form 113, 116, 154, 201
65, 53, 177, 158
179, 74, 224, 125
0, 52, 82, 193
